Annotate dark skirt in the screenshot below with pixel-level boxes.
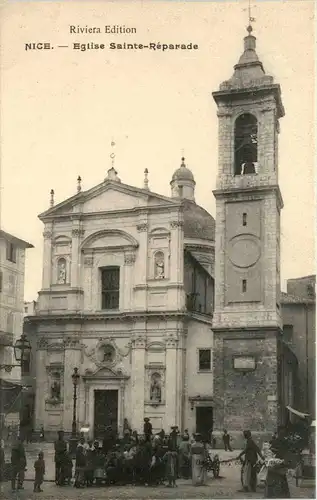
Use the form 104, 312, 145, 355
264, 469, 290, 498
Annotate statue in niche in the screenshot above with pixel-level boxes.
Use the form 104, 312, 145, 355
154, 252, 165, 279
57, 259, 67, 284
150, 373, 162, 402
50, 380, 61, 401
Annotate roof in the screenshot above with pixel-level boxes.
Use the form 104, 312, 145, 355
0, 230, 34, 249
182, 200, 215, 241
171, 165, 195, 183
39, 179, 179, 219
281, 291, 315, 305
288, 275, 316, 282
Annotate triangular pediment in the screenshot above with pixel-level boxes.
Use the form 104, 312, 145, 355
83, 365, 129, 380
39, 180, 178, 220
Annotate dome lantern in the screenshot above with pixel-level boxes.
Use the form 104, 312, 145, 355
170, 157, 196, 201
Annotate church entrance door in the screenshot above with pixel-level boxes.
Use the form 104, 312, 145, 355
94, 390, 118, 439
196, 406, 213, 443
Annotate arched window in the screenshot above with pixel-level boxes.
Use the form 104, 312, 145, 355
57, 258, 67, 284
234, 113, 258, 176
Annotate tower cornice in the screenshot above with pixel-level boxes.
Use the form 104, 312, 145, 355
213, 184, 283, 210
212, 84, 285, 119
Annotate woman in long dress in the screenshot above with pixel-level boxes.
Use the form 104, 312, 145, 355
191, 433, 208, 486
264, 430, 290, 498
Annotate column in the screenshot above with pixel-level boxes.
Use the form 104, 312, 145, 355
42, 228, 53, 289
130, 335, 146, 433
62, 337, 82, 433
164, 336, 178, 429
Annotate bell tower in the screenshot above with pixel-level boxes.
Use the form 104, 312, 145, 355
212, 26, 285, 444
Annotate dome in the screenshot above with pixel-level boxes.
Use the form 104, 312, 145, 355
171, 158, 195, 183
182, 200, 215, 241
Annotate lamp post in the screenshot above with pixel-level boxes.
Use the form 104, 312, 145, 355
0, 334, 31, 441
69, 367, 80, 455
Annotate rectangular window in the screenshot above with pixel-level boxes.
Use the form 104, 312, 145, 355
198, 349, 211, 371
6, 242, 16, 263
101, 267, 120, 310
242, 279, 247, 293
242, 213, 247, 226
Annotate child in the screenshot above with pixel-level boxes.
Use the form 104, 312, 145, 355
34, 451, 45, 492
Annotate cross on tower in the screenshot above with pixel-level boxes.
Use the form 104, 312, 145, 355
245, 0, 256, 32
110, 139, 116, 168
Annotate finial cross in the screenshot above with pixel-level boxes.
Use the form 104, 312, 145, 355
245, 0, 256, 32
110, 139, 116, 168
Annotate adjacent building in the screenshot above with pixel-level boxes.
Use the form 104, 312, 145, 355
281, 275, 316, 420
0, 230, 33, 428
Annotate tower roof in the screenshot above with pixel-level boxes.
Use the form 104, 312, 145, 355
213, 26, 285, 119
171, 157, 195, 183
220, 25, 273, 91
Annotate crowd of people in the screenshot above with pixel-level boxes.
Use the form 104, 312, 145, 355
1, 419, 296, 497
54, 419, 212, 489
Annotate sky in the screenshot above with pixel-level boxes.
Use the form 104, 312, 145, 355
0, 0, 315, 301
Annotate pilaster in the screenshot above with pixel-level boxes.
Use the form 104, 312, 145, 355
42, 228, 53, 289
164, 334, 179, 429
71, 227, 85, 288
130, 335, 146, 432
35, 337, 49, 429
123, 252, 136, 311
62, 337, 82, 433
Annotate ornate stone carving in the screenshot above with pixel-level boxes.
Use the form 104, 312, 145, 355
63, 337, 81, 349
137, 223, 148, 232
164, 333, 178, 348
131, 335, 146, 349
37, 337, 49, 350
43, 230, 52, 239
83, 338, 125, 368
170, 221, 183, 229
84, 256, 94, 267
124, 253, 136, 265
72, 228, 85, 237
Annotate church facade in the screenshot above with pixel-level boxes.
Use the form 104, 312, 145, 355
30, 162, 216, 439
29, 26, 287, 444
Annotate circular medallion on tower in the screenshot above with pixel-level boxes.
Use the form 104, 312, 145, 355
228, 234, 261, 269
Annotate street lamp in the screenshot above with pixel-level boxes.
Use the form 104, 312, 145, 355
69, 367, 80, 455
0, 333, 31, 371
71, 367, 80, 436
0, 334, 31, 443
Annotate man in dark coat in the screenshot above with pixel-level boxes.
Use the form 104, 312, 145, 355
143, 418, 152, 442
11, 436, 27, 491
54, 430, 67, 485
102, 426, 116, 455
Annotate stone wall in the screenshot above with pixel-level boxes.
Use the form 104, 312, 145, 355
213, 329, 279, 448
